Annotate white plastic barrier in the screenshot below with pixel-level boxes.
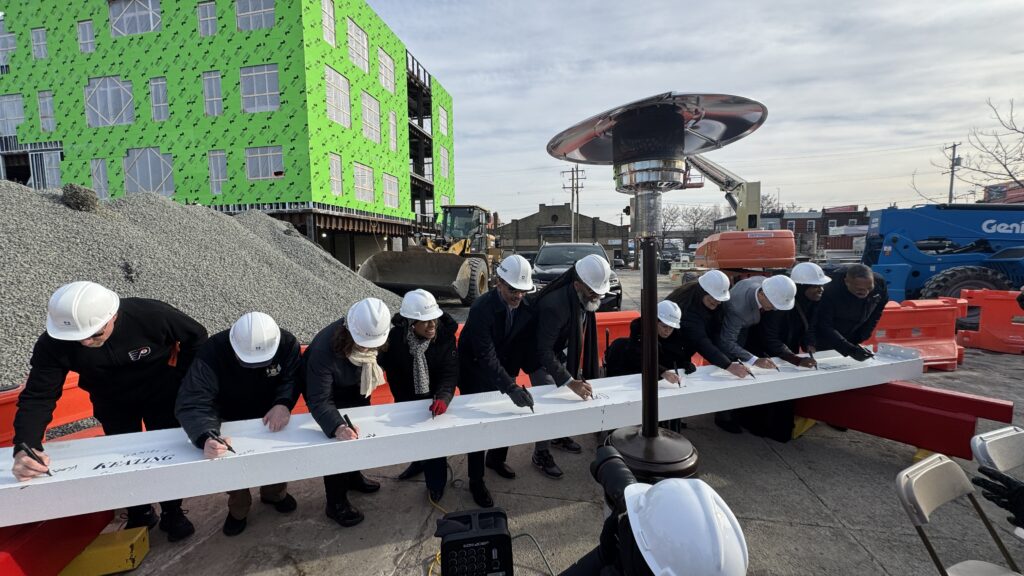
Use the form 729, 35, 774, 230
0, 345, 921, 526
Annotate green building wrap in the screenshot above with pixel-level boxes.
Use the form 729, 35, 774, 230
0, 0, 453, 221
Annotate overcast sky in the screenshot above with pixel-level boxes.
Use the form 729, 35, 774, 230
368, 0, 1023, 224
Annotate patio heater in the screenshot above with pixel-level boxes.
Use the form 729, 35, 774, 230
546, 92, 767, 481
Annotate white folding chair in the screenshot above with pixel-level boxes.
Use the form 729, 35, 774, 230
973, 427, 1024, 472
896, 454, 1021, 576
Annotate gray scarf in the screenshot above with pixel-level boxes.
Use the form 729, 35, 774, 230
406, 326, 431, 395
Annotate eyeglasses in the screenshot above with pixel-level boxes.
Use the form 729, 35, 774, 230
81, 322, 108, 342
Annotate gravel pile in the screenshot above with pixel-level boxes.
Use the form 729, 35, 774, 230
0, 182, 402, 391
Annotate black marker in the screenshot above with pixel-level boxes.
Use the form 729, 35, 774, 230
207, 431, 236, 454
673, 361, 681, 388
16, 443, 52, 477
808, 351, 818, 370
342, 414, 359, 438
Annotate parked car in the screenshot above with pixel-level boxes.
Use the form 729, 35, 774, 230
533, 242, 622, 311
517, 251, 538, 266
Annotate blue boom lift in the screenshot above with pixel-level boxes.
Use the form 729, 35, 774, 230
864, 204, 1024, 315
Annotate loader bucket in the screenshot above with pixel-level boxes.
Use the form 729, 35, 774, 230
358, 252, 472, 300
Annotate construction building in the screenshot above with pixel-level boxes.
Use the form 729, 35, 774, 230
496, 202, 630, 261
0, 0, 454, 268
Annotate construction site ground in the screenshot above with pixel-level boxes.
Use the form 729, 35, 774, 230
111, 269, 1023, 575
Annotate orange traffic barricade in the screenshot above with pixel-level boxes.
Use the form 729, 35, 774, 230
865, 299, 966, 372
957, 290, 1024, 354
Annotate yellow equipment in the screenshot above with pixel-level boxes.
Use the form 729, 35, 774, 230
358, 205, 500, 305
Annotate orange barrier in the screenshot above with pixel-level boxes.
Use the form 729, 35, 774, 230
0, 511, 113, 576
864, 299, 966, 372
957, 290, 1024, 354
0, 375, 94, 448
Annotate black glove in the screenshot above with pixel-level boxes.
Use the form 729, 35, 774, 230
683, 362, 697, 375
973, 466, 1024, 528
506, 385, 534, 408
848, 345, 874, 362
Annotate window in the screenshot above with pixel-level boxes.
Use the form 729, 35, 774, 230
91, 159, 109, 198
84, 77, 135, 127
109, 0, 163, 37
78, 21, 96, 53
383, 173, 398, 208
786, 221, 795, 231
439, 145, 449, 179
848, 218, 857, 226
807, 220, 816, 233
354, 162, 373, 202
378, 48, 394, 92
202, 71, 222, 116
438, 106, 448, 137
150, 77, 168, 121
329, 153, 342, 196
124, 147, 174, 196
388, 111, 397, 152
208, 150, 226, 195
0, 20, 15, 67
245, 145, 283, 180
31, 29, 47, 60
37, 151, 61, 187
0, 94, 24, 136
236, 0, 274, 31
38, 91, 55, 132
322, 0, 335, 46
361, 92, 379, 143
346, 18, 368, 73
197, 2, 217, 37
240, 64, 279, 113
325, 66, 350, 127
765, 221, 777, 230
827, 219, 837, 229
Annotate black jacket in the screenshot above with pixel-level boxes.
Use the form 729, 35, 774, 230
534, 281, 600, 384
746, 291, 819, 363
377, 312, 458, 404
604, 318, 688, 377
175, 329, 302, 448
303, 318, 369, 438
458, 288, 536, 394
13, 298, 208, 451
814, 270, 889, 355
671, 299, 733, 370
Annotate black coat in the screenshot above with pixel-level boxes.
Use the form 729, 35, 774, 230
533, 281, 600, 384
458, 289, 536, 394
604, 318, 688, 377
377, 312, 458, 404
746, 292, 819, 363
670, 299, 733, 370
175, 329, 302, 448
303, 318, 369, 438
14, 298, 208, 450
813, 271, 889, 355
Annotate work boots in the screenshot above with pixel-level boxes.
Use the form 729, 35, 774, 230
158, 507, 195, 542
124, 505, 158, 530
350, 472, 381, 493
397, 462, 424, 480
551, 437, 582, 454
325, 496, 365, 527
532, 450, 564, 479
469, 480, 494, 508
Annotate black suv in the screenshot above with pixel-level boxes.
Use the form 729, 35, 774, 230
532, 243, 622, 311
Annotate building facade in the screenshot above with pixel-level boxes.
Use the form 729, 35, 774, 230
496, 203, 630, 260
0, 0, 454, 267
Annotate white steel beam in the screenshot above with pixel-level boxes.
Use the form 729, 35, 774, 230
0, 345, 920, 527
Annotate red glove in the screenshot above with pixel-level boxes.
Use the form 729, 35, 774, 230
429, 399, 448, 417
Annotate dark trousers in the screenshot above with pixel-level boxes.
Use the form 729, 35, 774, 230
93, 384, 184, 517
323, 389, 372, 506
395, 390, 448, 492
468, 447, 509, 482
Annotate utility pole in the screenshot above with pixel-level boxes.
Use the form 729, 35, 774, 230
561, 165, 586, 241
945, 142, 960, 204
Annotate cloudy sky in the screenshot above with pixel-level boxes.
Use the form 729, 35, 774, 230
368, 0, 1023, 223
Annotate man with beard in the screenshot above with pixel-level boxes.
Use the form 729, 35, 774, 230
814, 264, 889, 361
529, 254, 609, 478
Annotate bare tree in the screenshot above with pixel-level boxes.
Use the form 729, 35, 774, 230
935, 99, 1024, 190
760, 192, 782, 214
783, 201, 803, 213
679, 205, 715, 231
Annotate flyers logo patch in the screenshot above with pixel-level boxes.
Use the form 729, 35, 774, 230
128, 347, 151, 361
265, 364, 281, 378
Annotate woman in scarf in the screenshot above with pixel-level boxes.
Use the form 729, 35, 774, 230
304, 298, 391, 528
377, 289, 458, 504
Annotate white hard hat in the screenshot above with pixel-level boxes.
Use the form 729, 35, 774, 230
657, 300, 682, 329
46, 281, 120, 341
230, 312, 281, 366
347, 298, 391, 348
497, 254, 534, 291
575, 254, 611, 295
399, 289, 443, 321
790, 262, 831, 286
698, 270, 731, 302
761, 275, 797, 311
625, 479, 748, 576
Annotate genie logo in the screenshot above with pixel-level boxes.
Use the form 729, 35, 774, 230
981, 219, 1024, 234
